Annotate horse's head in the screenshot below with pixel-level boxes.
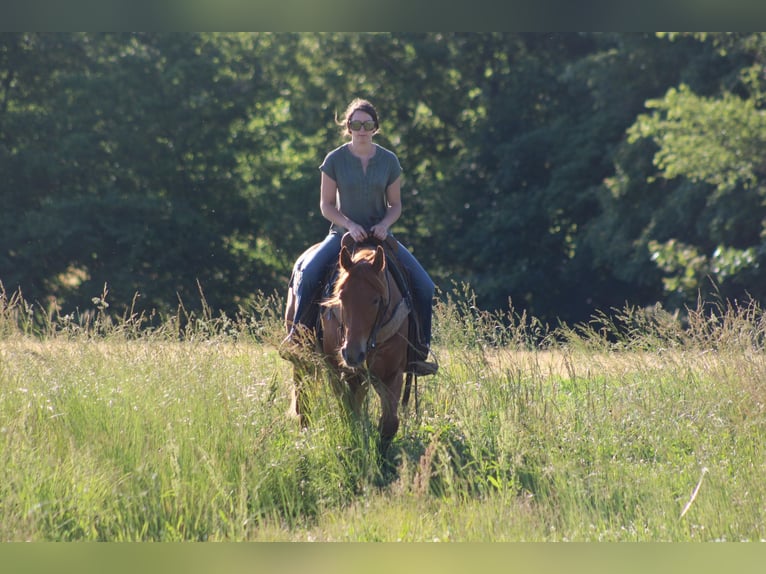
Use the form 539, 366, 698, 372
332, 244, 388, 368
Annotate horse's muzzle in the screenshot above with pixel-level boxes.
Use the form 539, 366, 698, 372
341, 344, 367, 368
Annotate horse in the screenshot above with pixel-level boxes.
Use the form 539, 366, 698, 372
283, 234, 411, 450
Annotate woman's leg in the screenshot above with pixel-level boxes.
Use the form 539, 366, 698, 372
394, 241, 435, 350
291, 232, 342, 331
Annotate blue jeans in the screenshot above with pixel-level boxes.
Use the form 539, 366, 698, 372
291, 231, 435, 347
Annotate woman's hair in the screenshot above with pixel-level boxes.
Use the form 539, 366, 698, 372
336, 98, 379, 136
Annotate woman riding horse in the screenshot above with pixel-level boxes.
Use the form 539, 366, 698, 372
282, 98, 437, 376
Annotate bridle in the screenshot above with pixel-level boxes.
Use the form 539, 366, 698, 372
335, 247, 410, 360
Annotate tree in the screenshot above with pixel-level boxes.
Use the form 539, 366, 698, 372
1, 34, 285, 314
4, 33, 766, 324
606, 33, 766, 310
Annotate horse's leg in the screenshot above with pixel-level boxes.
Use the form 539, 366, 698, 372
345, 373, 368, 418
285, 287, 307, 425
325, 368, 365, 421
288, 365, 305, 424
327, 363, 345, 400
375, 371, 404, 452
322, 312, 363, 416
289, 359, 318, 428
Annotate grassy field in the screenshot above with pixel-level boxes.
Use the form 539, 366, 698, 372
1, 285, 765, 541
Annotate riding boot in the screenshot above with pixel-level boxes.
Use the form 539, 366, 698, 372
408, 338, 438, 376
279, 323, 317, 361
281, 278, 323, 362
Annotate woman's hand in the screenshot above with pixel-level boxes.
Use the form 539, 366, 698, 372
347, 222, 368, 242
369, 223, 389, 241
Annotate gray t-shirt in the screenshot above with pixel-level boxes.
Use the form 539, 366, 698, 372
319, 143, 402, 233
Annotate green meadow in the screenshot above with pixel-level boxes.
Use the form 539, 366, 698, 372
1, 286, 765, 541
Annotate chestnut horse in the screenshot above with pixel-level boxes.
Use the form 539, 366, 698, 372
284, 235, 410, 448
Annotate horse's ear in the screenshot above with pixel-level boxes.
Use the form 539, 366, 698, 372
372, 245, 385, 273
340, 246, 353, 271
341, 232, 355, 252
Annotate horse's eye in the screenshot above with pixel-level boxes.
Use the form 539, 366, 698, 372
372, 296, 381, 306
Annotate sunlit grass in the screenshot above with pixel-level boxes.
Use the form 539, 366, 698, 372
1, 283, 765, 540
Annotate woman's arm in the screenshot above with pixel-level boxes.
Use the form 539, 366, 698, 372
370, 175, 402, 240
319, 171, 368, 242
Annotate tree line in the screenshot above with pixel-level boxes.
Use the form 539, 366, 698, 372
2, 32, 765, 325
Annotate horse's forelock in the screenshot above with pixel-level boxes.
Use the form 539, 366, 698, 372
328, 248, 386, 305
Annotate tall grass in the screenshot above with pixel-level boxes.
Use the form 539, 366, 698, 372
1, 282, 765, 541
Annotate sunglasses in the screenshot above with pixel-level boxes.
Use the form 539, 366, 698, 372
348, 120, 376, 131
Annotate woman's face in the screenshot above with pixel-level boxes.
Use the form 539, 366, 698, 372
348, 110, 376, 142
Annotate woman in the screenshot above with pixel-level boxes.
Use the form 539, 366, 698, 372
285, 98, 437, 375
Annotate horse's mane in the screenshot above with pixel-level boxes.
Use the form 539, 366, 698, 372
325, 247, 387, 307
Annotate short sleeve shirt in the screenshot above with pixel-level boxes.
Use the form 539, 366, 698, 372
319, 143, 402, 233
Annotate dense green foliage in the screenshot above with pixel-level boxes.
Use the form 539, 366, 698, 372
3, 33, 766, 323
